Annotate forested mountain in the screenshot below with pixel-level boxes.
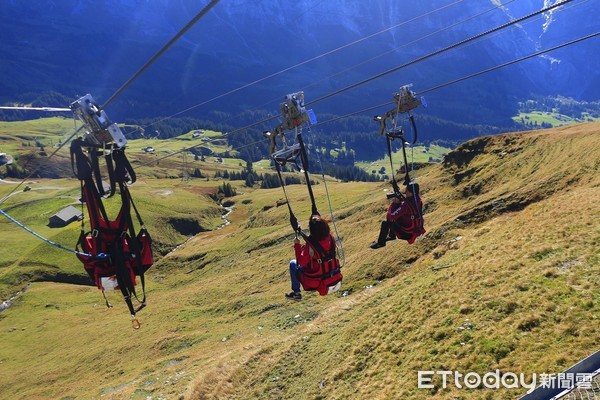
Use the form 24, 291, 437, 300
1, 0, 598, 137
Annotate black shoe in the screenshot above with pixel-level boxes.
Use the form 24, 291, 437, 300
370, 242, 385, 249
285, 291, 302, 301
386, 234, 397, 242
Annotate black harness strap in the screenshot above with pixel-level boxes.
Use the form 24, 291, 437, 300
70, 138, 93, 181
89, 149, 106, 197
271, 131, 319, 233
409, 114, 419, 144
385, 132, 403, 195
274, 162, 300, 233
109, 182, 146, 318
296, 132, 319, 217
113, 148, 136, 184
104, 148, 116, 197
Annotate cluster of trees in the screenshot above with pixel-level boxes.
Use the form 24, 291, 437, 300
213, 168, 303, 189
517, 117, 553, 129
517, 96, 600, 119
191, 168, 204, 178
216, 182, 236, 198
214, 168, 259, 187
122, 116, 234, 139
260, 174, 302, 189
320, 163, 381, 183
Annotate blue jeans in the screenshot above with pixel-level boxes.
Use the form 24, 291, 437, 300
289, 259, 303, 292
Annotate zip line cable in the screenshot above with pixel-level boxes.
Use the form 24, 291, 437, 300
1, 1, 221, 205
298, 0, 517, 95
418, 31, 600, 95
3, 31, 597, 252
0, 106, 71, 112
93, 0, 575, 144
312, 30, 600, 128
0, 0, 564, 146
136, 0, 467, 131
305, 0, 575, 107
116, 0, 528, 159
1, 1, 590, 182
121, 1, 483, 142
210, 0, 578, 139
0, 209, 96, 258
101, 0, 220, 110
129, 28, 600, 172
126, 31, 599, 186
2, 0, 567, 153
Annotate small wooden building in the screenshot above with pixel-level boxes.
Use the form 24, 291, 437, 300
48, 206, 83, 228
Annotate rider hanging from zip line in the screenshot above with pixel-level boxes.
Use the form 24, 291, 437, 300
265, 91, 343, 301
370, 182, 424, 249
370, 84, 427, 249
287, 214, 340, 301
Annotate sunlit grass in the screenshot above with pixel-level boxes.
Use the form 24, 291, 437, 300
0, 120, 599, 399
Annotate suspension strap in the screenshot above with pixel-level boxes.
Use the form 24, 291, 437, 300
273, 162, 300, 233
90, 149, 106, 197
306, 128, 345, 267
409, 114, 419, 144
385, 134, 403, 196
70, 138, 93, 181
119, 181, 147, 309
296, 130, 319, 216
113, 148, 136, 184
104, 144, 116, 197
399, 136, 411, 187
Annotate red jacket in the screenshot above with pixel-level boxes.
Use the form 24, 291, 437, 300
294, 234, 335, 273
387, 195, 422, 228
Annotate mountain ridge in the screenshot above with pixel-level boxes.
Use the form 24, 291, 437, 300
1, 0, 598, 128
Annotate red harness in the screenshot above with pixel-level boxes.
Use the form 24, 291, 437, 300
299, 235, 343, 296
71, 139, 153, 325
392, 198, 426, 244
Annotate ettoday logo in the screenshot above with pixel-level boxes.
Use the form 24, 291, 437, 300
417, 370, 594, 394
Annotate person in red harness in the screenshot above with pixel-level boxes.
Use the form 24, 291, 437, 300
370, 182, 425, 249
286, 215, 341, 301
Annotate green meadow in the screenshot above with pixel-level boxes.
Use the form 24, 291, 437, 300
0, 119, 599, 399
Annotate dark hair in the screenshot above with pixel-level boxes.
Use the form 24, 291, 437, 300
309, 215, 330, 240
406, 182, 420, 197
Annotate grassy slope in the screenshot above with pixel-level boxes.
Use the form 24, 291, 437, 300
513, 111, 600, 127
0, 122, 598, 399
356, 143, 451, 177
